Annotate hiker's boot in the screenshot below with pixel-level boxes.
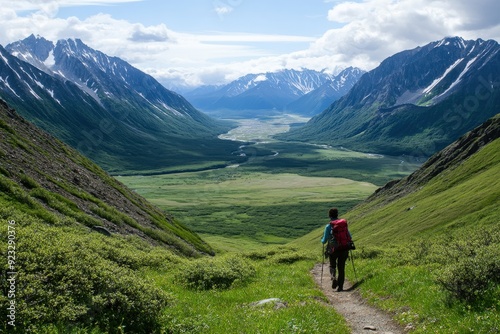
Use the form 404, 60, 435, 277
331, 278, 338, 289
337, 287, 343, 292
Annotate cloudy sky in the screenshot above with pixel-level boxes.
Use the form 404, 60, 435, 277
1, 0, 499, 89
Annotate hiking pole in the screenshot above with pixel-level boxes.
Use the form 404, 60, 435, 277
350, 250, 358, 282
321, 243, 325, 286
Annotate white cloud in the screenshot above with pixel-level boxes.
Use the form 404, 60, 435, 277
278, 0, 500, 79
129, 23, 171, 42
0, 0, 499, 89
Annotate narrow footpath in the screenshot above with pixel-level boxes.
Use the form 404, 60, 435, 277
311, 264, 407, 334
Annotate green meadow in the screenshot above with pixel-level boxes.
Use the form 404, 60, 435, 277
117, 138, 419, 251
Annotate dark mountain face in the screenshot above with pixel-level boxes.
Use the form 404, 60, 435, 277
279, 37, 500, 157
184, 68, 364, 113
1, 35, 239, 172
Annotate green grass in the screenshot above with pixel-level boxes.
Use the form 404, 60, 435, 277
345, 137, 500, 247
348, 228, 500, 333
0, 204, 350, 333
147, 248, 350, 333
239, 141, 421, 186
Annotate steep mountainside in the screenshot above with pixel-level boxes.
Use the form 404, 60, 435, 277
185, 68, 363, 113
350, 113, 500, 245
0, 99, 211, 255
1, 35, 240, 172
0, 99, 217, 332
280, 37, 500, 157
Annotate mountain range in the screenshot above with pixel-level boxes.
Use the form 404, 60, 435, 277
3, 35, 499, 167
0, 34, 240, 173
279, 37, 500, 157
184, 67, 364, 116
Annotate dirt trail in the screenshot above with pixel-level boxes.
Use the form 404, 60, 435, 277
311, 263, 407, 334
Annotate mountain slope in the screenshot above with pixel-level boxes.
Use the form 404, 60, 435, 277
294, 112, 499, 249
280, 37, 500, 157
349, 113, 500, 245
185, 68, 363, 114
0, 99, 211, 254
0, 98, 217, 331
1, 35, 240, 172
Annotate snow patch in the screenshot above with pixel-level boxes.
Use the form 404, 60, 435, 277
0, 53, 9, 64
437, 56, 479, 98
44, 50, 56, 68
423, 58, 463, 94
159, 102, 184, 117
0, 77, 21, 98
28, 85, 41, 100
253, 74, 267, 82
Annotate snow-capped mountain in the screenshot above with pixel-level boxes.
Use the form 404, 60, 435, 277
1, 34, 238, 172
279, 37, 500, 157
184, 68, 364, 113
286, 67, 365, 116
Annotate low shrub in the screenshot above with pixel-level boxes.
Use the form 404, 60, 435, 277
0, 221, 173, 333
356, 246, 384, 260
19, 174, 39, 189
273, 250, 313, 264
437, 244, 500, 303
383, 226, 500, 305
176, 255, 256, 290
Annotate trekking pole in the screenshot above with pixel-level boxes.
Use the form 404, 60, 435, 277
321, 243, 325, 286
350, 250, 358, 282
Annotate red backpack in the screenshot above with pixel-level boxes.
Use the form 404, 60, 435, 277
328, 219, 352, 252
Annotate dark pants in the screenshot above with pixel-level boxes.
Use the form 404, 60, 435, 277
329, 250, 349, 289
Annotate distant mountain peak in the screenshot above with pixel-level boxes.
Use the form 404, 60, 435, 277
6, 34, 55, 72
184, 67, 365, 114
434, 36, 468, 49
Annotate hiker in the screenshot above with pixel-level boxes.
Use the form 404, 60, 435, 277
321, 207, 352, 292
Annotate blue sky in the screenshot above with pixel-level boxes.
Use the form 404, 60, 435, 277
1, 0, 500, 88
56, 1, 338, 36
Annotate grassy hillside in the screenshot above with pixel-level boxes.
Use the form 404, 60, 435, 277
349, 113, 500, 245
293, 114, 500, 333
0, 99, 211, 255
0, 99, 217, 332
